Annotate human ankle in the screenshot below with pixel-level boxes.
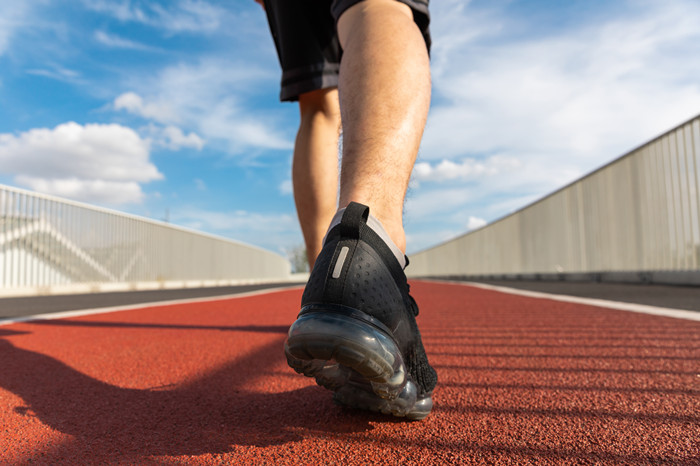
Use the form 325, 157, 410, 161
382, 221, 406, 255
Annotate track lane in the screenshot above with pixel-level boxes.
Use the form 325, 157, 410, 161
1, 281, 698, 465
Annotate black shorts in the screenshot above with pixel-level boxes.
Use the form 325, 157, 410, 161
263, 0, 430, 102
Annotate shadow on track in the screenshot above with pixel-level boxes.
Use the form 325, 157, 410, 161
29, 319, 291, 334
0, 327, 378, 463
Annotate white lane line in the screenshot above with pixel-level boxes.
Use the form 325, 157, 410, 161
423, 280, 700, 322
0, 285, 304, 327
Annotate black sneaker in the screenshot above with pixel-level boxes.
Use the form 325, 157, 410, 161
284, 202, 437, 420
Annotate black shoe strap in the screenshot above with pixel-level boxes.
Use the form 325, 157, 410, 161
340, 202, 369, 239
334, 202, 411, 299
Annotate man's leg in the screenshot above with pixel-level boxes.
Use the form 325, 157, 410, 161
336, 0, 431, 253
284, 0, 436, 420
294, 88, 341, 268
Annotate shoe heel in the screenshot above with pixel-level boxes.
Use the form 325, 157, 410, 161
284, 311, 407, 399
334, 379, 421, 418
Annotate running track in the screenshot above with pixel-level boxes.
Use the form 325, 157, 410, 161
1, 281, 698, 465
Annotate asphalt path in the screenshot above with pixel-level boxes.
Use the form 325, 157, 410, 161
465, 279, 700, 312
0, 280, 696, 321
0, 283, 304, 321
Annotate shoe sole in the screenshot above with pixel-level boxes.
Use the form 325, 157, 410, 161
284, 310, 432, 420
334, 380, 433, 421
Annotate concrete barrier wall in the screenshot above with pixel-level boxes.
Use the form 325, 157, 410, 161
0, 185, 291, 295
407, 114, 700, 283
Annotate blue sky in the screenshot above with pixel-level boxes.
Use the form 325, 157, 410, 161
1, 0, 699, 258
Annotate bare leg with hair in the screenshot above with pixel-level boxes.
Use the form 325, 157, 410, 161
294, 88, 341, 268
336, 0, 431, 253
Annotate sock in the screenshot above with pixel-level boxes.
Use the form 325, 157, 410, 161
325, 208, 407, 269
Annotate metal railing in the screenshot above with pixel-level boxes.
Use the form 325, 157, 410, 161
0, 185, 291, 292
407, 114, 700, 283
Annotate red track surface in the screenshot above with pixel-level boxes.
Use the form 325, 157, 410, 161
1, 281, 698, 465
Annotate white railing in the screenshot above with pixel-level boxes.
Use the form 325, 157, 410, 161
0, 185, 291, 293
407, 114, 700, 284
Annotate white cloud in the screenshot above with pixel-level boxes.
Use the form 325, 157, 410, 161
467, 216, 487, 231
149, 0, 223, 33
114, 92, 175, 123
81, 0, 146, 22
114, 59, 292, 154
15, 177, 145, 205
114, 95, 207, 151
0, 2, 30, 56
161, 126, 205, 150
94, 30, 157, 51
0, 122, 162, 204
146, 125, 206, 151
82, 0, 224, 34
172, 207, 302, 253
413, 156, 521, 182
26, 66, 83, 84
425, 1, 700, 166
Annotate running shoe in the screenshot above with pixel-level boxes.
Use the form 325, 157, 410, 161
284, 202, 437, 420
